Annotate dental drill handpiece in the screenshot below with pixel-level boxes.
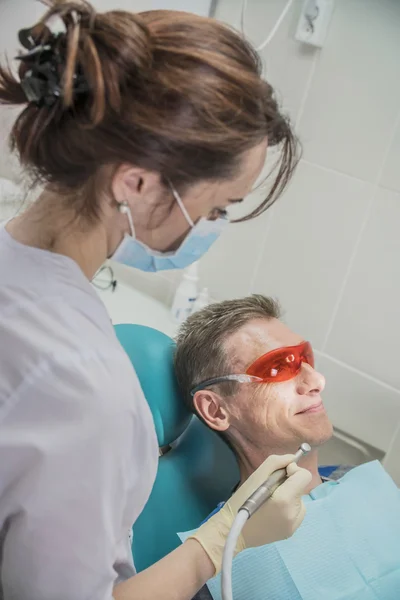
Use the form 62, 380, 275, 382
240, 443, 311, 518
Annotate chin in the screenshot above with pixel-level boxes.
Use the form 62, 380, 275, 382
298, 415, 334, 447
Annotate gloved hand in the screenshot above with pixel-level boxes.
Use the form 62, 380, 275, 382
189, 454, 311, 574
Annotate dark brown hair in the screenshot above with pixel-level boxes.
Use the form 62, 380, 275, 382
0, 0, 299, 221
174, 294, 281, 412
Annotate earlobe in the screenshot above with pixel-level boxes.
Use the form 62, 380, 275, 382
111, 165, 144, 206
193, 390, 230, 432
111, 165, 165, 211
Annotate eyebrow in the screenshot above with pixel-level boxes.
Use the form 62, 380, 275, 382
228, 198, 244, 204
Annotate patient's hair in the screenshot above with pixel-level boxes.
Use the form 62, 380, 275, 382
174, 294, 281, 415
0, 0, 299, 223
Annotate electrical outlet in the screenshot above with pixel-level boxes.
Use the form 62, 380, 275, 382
295, 0, 334, 48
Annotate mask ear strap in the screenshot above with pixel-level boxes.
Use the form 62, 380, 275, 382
119, 202, 136, 238
168, 180, 194, 228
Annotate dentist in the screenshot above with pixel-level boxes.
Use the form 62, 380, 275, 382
0, 2, 311, 600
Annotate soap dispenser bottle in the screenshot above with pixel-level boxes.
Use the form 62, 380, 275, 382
191, 287, 210, 314
171, 262, 199, 324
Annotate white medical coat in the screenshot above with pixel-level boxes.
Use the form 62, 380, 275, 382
0, 225, 158, 599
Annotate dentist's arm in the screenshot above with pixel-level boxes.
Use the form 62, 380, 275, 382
114, 456, 311, 600
114, 540, 214, 600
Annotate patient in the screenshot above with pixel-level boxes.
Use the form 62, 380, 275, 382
174, 295, 400, 600
175, 295, 332, 490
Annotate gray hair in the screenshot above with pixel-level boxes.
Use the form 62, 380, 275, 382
174, 294, 281, 411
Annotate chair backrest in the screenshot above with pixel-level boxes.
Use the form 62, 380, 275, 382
115, 324, 239, 572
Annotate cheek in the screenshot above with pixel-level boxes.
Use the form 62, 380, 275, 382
242, 385, 278, 427
256, 381, 297, 422
272, 381, 298, 408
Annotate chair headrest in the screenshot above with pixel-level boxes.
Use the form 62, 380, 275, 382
114, 324, 192, 447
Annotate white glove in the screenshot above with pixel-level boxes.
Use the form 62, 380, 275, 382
189, 454, 311, 574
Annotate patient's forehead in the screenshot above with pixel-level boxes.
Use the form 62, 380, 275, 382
224, 317, 303, 371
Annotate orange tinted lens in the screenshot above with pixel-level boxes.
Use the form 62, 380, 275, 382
246, 342, 313, 383
302, 341, 314, 368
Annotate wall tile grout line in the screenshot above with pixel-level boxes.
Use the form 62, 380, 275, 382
249, 43, 321, 295
315, 349, 400, 397
320, 105, 400, 353
248, 203, 275, 294
377, 183, 400, 196
300, 159, 377, 187
293, 47, 321, 131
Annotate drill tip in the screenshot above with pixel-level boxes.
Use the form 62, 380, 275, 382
300, 442, 312, 455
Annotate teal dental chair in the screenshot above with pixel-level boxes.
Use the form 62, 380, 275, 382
115, 323, 240, 573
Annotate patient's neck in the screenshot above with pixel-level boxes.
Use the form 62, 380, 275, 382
237, 447, 321, 495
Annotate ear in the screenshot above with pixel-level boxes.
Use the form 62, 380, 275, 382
111, 164, 163, 207
193, 390, 231, 432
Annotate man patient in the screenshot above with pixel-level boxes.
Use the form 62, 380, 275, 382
174, 295, 400, 600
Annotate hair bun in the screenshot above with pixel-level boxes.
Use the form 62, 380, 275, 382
0, 1, 297, 218
11, 1, 152, 121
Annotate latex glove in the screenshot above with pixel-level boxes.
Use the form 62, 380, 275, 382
189, 454, 311, 574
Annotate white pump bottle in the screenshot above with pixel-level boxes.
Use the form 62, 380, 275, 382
170, 262, 199, 324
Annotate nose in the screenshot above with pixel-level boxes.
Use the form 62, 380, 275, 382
296, 362, 326, 396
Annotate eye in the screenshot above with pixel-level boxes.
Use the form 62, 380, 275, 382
208, 207, 229, 221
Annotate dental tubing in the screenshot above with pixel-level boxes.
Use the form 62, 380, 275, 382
221, 443, 311, 600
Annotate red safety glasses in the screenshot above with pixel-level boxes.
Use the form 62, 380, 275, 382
246, 340, 314, 383
190, 341, 314, 396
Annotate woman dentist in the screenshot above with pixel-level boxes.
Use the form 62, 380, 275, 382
0, 2, 311, 599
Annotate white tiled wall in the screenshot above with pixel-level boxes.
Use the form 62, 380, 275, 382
1, 0, 400, 461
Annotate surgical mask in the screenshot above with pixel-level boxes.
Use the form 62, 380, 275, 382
111, 183, 228, 272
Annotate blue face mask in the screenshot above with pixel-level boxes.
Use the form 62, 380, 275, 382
111, 183, 228, 272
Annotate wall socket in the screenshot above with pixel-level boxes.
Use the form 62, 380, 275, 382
295, 0, 334, 48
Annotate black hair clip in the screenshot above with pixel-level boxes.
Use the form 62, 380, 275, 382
16, 43, 62, 107
18, 25, 41, 51
15, 20, 89, 108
